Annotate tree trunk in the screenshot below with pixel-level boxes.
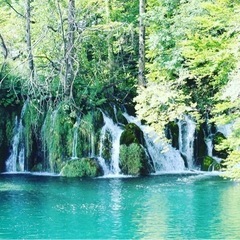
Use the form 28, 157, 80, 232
64, 0, 75, 98
0, 33, 8, 72
138, 0, 146, 86
105, 0, 114, 80
26, 0, 34, 82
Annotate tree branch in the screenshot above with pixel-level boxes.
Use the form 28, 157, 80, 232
0, 33, 8, 59
35, 55, 60, 71
5, 0, 35, 23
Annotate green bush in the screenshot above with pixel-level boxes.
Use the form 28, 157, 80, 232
120, 143, 147, 175
61, 158, 103, 177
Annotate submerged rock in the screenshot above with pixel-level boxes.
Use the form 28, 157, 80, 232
61, 158, 103, 177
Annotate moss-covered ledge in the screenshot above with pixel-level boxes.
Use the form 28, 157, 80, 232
201, 156, 222, 171
60, 158, 103, 177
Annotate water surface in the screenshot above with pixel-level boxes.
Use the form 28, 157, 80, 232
0, 173, 239, 239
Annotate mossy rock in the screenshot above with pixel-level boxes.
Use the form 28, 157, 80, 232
120, 123, 144, 146
201, 156, 221, 171
119, 143, 151, 176
61, 158, 103, 177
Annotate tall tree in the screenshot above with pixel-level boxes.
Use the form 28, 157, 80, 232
26, 0, 35, 85
0, 33, 8, 72
65, 0, 76, 98
138, 0, 146, 86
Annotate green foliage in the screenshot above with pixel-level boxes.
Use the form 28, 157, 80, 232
41, 102, 75, 172
61, 158, 102, 178
222, 150, 240, 180
1, 0, 240, 180
23, 101, 41, 162
119, 143, 149, 175
212, 132, 228, 159
134, 83, 198, 138
78, 111, 103, 158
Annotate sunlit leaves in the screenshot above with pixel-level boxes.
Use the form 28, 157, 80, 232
134, 82, 196, 137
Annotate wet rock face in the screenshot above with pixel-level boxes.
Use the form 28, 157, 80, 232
120, 123, 144, 146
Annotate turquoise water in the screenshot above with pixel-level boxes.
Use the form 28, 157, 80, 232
0, 173, 239, 239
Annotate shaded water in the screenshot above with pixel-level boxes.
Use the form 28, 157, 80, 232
0, 173, 239, 239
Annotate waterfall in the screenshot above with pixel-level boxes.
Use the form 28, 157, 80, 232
5, 102, 27, 172
90, 133, 95, 157
98, 112, 123, 175
41, 116, 48, 169
5, 117, 20, 172
203, 116, 214, 158
123, 113, 185, 172
71, 116, 80, 159
203, 118, 225, 166
177, 115, 196, 169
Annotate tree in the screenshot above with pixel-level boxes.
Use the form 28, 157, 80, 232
26, 0, 35, 87
138, 0, 146, 86
64, 0, 76, 98
0, 33, 8, 72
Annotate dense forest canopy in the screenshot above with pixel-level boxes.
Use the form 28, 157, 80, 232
0, 0, 240, 179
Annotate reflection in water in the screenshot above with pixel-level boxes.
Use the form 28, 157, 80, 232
109, 179, 123, 236
219, 182, 240, 239
135, 188, 168, 239
0, 174, 240, 239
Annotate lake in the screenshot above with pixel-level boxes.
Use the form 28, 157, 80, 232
0, 173, 239, 239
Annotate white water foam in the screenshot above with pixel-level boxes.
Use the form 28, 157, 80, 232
98, 112, 123, 176
177, 115, 196, 169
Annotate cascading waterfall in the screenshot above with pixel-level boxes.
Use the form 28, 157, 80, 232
98, 112, 123, 175
5, 117, 20, 172
123, 113, 185, 172
177, 115, 196, 169
41, 116, 48, 169
90, 133, 95, 157
203, 115, 215, 159
5, 101, 28, 172
71, 116, 80, 159
98, 129, 110, 175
